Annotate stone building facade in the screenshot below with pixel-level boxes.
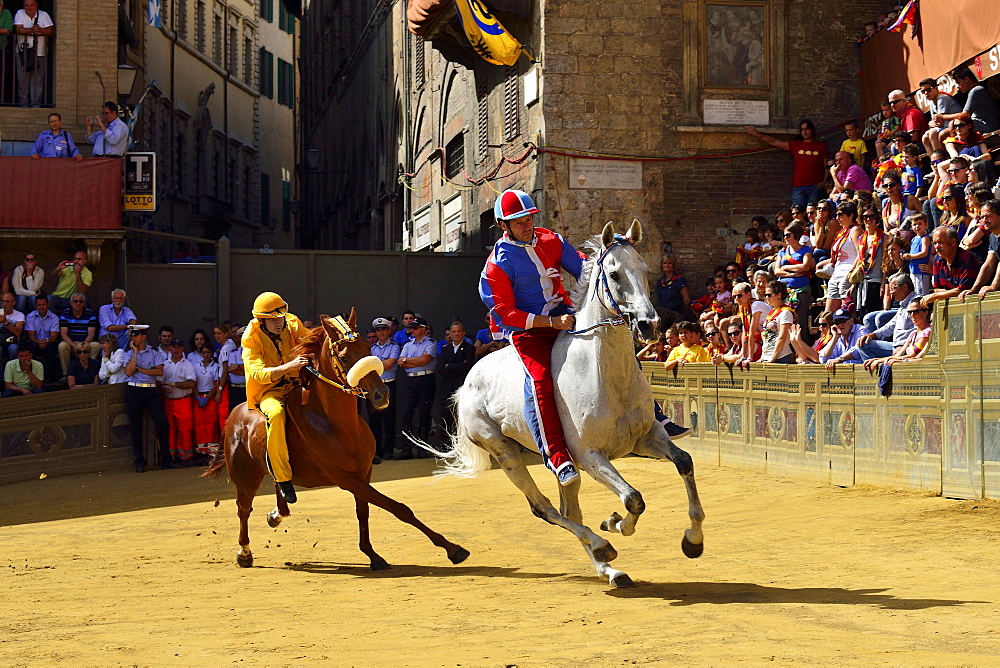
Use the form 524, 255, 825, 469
303, 0, 885, 290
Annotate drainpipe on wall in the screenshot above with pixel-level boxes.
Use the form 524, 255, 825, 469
401, 0, 411, 252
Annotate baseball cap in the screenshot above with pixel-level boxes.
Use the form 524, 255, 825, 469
372, 317, 391, 329
169, 338, 184, 346
407, 316, 429, 329
832, 308, 853, 322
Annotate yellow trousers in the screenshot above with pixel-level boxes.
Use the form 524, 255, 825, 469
256, 387, 293, 482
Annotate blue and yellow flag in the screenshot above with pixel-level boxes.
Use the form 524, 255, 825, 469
454, 0, 524, 66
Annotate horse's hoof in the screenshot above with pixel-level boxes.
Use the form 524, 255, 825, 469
611, 572, 634, 588
370, 560, 392, 571
266, 513, 281, 528
600, 512, 623, 533
592, 542, 618, 563
448, 546, 470, 564
237, 553, 254, 568
681, 535, 704, 559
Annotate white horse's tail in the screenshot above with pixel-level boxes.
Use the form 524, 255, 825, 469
409, 385, 492, 479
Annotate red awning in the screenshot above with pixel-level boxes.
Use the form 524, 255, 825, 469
407, 0, 452, 35
0, 157, 123, 230
859, 0, 1000, 117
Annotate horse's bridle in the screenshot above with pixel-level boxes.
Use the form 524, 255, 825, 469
304, 315, 370, 399
568, 235, 632, 335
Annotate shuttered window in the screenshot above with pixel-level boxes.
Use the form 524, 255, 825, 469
502, 66, 519, 142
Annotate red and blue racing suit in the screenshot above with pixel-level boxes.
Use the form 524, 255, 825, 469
480, 227, 584, 474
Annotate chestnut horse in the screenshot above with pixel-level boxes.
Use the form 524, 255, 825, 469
204, 309, 469, 569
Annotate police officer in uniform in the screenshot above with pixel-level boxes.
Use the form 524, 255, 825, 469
123, 324, 176, 472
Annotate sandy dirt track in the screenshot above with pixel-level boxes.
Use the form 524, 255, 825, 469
3, 455, 1000, 664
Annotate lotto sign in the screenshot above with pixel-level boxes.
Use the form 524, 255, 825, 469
123, 152, 156, 211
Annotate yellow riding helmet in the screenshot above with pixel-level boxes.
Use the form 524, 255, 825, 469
251, 291, 288, 318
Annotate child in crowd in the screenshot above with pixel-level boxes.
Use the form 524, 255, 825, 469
840, 120, 868, 172
663, 321, 711, 371
736, 227, 762, 268
712, 275, 732, 312
902, 213, 932, 296
874, 101, 900, 159
690, 276, 717, 315
900, 144, 925, 201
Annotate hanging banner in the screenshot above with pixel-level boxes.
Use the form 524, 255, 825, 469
454, 0, 524, 66
146, 0, 162, 28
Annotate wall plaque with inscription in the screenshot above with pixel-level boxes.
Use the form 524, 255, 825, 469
569, 158, 642, 190
703, 99, 769, 125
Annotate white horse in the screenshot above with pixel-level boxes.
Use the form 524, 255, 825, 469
433, 220, 705, 587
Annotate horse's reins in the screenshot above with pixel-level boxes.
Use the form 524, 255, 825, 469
568, 235, 633, 336
303, 315, 370, 399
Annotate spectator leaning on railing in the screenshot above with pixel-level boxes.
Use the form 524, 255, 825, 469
920, 226, 981, 310
958, 200, 1000, 302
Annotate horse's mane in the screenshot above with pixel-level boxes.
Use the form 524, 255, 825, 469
569, 235, 603, 311
293, 326, 326, 357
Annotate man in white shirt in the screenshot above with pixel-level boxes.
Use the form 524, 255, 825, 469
13, 0, 53, 108
160, 338, 197, 464
0, 292, 26, 364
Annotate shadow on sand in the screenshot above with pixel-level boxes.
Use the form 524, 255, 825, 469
606, 580, 985, 610
1, 458, 451, 528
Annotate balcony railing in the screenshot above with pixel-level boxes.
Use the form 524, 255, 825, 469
0, 38, 54, 107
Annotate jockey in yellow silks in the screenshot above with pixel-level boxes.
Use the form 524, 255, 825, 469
242, 291, 310, 504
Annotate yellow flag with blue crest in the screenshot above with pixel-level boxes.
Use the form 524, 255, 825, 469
455, 0, 525, 66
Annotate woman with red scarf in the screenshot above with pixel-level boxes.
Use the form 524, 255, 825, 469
816, 200, 862, 314
854, 204, 885, 317
760, 281, 796, 364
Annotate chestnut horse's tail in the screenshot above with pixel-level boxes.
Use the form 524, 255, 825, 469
202, 449, 228, 479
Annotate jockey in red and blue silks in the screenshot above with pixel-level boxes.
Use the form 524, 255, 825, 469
480, 189, 583, 486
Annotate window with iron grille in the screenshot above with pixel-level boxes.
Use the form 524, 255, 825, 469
414, 35, 425, 88
229, 25, 238, 73
502, 65, 519, 142
244, 35, 253, 84
177, 0, 188, 39
195, 0, 206, 52
445, 134, 465, 180
212, 12, 222, 63
476, 77, 489, 161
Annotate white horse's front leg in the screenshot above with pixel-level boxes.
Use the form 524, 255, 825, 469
578, 450, 644, 537
632, 426, 705, 557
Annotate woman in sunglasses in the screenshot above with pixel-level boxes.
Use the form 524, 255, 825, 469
816, 200, 862, 314
854, 205, 886, 316
938, 184, 970, 239
11, 252, 41, 314
879, 171, 916, 232
944, 113, 989, 160
863, 303, 932, 370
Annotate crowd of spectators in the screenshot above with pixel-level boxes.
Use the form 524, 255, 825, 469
658, 68, 1000, 372
0, 251, 248, 469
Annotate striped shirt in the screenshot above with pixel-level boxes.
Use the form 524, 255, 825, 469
931, 248, 980, 292
59, 308, 98, 342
